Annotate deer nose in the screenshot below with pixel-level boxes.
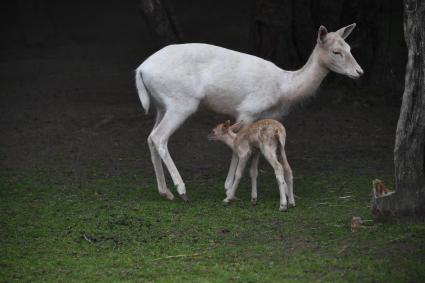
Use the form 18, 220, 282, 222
356, 68, 364, 76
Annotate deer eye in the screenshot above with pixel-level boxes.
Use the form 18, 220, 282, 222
333, 50, 342, 56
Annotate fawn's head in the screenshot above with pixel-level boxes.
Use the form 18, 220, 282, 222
208, 120, 243, 141
316, 23, 364, 79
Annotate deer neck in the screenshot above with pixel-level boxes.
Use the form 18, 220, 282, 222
284, 45, 329, 101
221, 132, 237, 150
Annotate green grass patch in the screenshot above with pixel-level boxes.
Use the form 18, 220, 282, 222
1, 173, 424, 282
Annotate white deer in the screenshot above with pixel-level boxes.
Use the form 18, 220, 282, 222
135, 24, 363, 201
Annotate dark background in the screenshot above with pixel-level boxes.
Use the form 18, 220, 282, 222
0, 0, 406, 185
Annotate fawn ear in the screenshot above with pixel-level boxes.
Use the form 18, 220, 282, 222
229, 121, 243, 133
223, 120, 231, 129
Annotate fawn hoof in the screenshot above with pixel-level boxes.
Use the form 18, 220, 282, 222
179, 193, 189, 202
160, 191, 174, 200
279, 204, 288, 212
251, 198, 257, 205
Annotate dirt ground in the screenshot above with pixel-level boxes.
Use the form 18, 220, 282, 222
0, 38, 400, 189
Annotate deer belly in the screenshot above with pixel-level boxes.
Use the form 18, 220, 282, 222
238, 97, 291, 121
259, 103, 291, 120
201, 90, 245, 116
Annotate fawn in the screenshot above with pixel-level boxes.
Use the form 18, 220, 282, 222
208, 119, 294, 211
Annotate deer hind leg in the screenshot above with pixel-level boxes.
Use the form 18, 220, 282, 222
249, 152, 260, 205
262, 145, 288, 211
149, 106, 197, 201
281, 150, 294, 207
147, 110, 174, 200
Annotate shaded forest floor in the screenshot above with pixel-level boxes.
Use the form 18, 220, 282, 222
0, 42, 400, 185
2, 40, 423, 282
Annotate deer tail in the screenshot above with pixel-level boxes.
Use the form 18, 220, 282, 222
135, 68, 150, 114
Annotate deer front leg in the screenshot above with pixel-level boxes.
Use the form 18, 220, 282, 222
249, 152, 260, 205
223, 155, 249, 205
224, 153, 238, 191
224, 117, 253, 191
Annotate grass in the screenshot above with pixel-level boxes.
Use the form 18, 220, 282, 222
1, 172, 424, 282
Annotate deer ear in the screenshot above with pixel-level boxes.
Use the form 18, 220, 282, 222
229, 121, 243, 133
223, 120, 231, 129
336, 23, 356, 39
317, 25, 328, 44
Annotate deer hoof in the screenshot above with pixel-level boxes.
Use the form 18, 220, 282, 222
160, 191, 174, 200
179, 193, 189, 202
251, 198, 257, 205
279, 204, 288, 212
289, 202, 296, 208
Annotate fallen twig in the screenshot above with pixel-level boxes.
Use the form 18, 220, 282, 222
82, 234, 93, 243
339, 195, 353, 199
151, 252, 203, 261
337, 244, 349, 254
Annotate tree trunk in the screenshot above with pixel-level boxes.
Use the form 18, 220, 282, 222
311, 0, 344, 31
250, 0, 300, 69
292, 0, 315, 63
139, 0, 182, 46
372, 0, 425, 218
18, 0, 53, 46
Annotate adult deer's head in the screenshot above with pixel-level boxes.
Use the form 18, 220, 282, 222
317, 23, 364, 79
